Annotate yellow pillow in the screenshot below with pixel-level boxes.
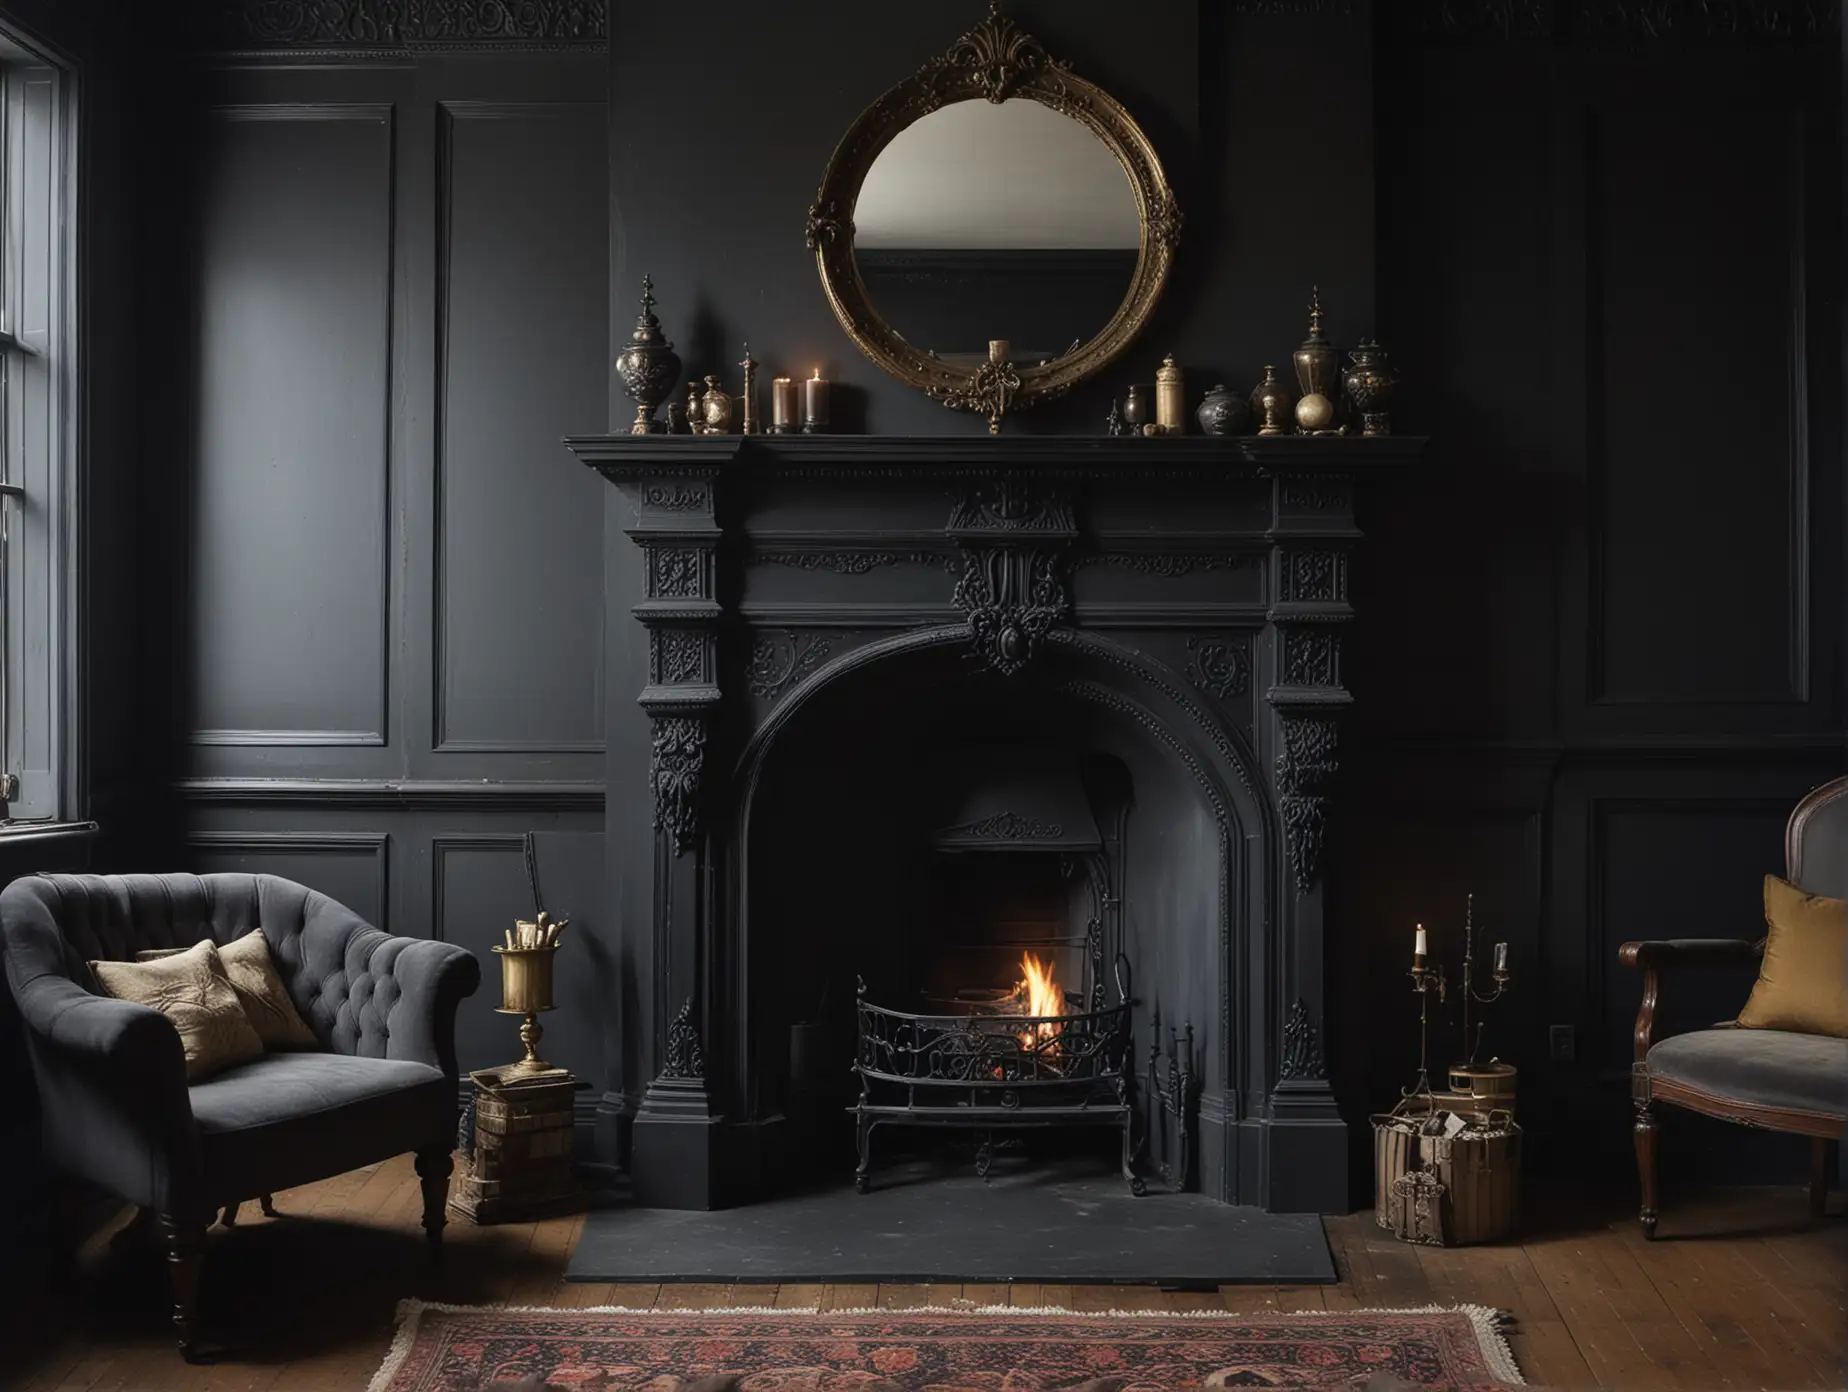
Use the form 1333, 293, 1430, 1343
218, 931, 318, 1049
1735, 875, 1847, 1038
89, 939, 265, 1080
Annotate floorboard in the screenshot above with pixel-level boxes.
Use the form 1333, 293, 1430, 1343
0, 1156, 1838, 1391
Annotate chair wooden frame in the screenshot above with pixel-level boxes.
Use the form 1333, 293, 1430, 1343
1620, 775, 1847, 1239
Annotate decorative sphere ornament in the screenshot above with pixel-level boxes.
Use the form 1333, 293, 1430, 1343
1294, 392, 1335, 432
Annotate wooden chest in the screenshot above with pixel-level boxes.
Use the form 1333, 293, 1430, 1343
448, 1066, 582, 1225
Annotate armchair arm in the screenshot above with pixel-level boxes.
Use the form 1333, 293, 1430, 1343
10, 971, 200, 1213
1618, 938, 1762, 1065
334, 929, 481, 1080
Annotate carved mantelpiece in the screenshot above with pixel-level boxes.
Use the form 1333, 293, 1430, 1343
568, 431, 1419, 1213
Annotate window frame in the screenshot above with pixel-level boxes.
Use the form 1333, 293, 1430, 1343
0, 23, 76, 828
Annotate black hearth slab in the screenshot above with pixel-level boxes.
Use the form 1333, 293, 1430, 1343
565, 1166, 1335, 1287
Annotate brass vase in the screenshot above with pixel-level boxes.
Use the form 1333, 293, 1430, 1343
1343, 338, 1400, 436
614, 276, 682, 435
698, 376, 735, 434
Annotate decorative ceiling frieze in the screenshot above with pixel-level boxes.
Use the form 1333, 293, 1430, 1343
1387, 0, 1837, 40
191, 0, 606, 51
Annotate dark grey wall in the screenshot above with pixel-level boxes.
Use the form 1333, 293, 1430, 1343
137, 49, 613, 1098
1336, 15, 1844, 1186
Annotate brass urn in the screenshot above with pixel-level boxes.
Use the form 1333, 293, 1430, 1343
613, 276, 682, 435
1342, 338, 1400, 436
1291, 285, 1339, 402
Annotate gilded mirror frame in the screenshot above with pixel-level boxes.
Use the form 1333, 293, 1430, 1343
805, 3, 1180, 433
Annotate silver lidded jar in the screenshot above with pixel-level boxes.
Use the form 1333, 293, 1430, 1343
1195, 383, 1250, 437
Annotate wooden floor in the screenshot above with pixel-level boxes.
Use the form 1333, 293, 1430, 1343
2, 1154, 1841, 1391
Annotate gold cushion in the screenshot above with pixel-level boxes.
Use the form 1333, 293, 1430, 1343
218, 930, 318, 1049
89, 940, 265, 1081
1736, 875, 1848, 1038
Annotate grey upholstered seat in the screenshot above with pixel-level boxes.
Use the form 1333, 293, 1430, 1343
1647, 1029, 1848, 1119
190, 1052, 454, 1202
0, 871, 480, 1356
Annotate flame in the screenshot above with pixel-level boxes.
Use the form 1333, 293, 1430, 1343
1015, 951, 1063, 1051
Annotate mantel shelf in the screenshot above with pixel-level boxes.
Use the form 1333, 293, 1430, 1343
563, 431, 1426, 477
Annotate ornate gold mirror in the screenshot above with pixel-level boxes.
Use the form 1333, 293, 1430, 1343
805, 3, 1179, 433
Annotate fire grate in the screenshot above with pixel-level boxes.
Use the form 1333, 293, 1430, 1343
851, 965, 1143, 1195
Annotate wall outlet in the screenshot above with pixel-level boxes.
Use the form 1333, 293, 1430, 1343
1548, 1024, 1576, 1062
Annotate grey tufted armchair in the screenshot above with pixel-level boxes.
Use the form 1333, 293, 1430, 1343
0, 872, 480, 1358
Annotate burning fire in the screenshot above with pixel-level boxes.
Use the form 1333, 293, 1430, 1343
1013, 952, 1064, 1051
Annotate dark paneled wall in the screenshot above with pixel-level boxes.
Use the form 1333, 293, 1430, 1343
1337, 21, 1843, 1185
143, 51, 612, 1097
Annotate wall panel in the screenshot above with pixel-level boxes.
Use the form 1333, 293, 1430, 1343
1589, 104, 1808, 707
188, 105, 394, 745
434, 101, 607, 753
187, 830, 391, 930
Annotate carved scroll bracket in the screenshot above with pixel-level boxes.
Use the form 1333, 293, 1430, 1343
947, 478, 1077, 675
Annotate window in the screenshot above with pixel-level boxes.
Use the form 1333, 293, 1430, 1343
0, 30, 73, 825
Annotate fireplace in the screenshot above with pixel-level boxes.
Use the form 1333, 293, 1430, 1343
570, 432, 1419, 1214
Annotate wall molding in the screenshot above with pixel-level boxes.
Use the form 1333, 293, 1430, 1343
174, 778, 605, 812
1384, 0, 1840, 40
185, 102, 396, 753
186, 830, 391, 928
431, 833, 528, 944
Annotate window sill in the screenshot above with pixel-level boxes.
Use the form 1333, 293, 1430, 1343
0, 819, 99, 848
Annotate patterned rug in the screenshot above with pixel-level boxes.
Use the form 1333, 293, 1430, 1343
366, 1304, 1523, 1391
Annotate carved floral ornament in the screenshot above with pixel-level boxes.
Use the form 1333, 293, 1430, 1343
201, 0, 607, 47
806, 3, 1179, 433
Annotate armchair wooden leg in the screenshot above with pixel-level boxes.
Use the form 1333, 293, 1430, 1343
1634, 1100, 1659, 1240
158, 1214, 206, 1361
1811, 1137, 1833, 1219
220, 1202, 240, 1228
258, 1193, 277, 1218
414, 1147, 453, 1258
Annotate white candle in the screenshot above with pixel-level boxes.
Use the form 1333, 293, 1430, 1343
803, 368, 829, 432
1494, 942, 1508, 973
1414, 925, 1428, 959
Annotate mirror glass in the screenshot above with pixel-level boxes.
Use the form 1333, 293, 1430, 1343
853, 98, 1141, 368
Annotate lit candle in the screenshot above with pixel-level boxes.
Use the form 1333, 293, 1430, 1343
803, 367, 830, 434
1494, 942, 1508, 974
1413, 923, 1427, 969
770, 376, 795, 433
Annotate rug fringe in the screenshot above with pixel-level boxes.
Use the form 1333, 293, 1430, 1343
365, 1298, 430, 1392
386, 1300, 1521, 1385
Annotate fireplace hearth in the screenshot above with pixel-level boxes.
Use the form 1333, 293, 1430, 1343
569, 432, 1418, 1215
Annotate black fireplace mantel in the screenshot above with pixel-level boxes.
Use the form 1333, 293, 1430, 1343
567, 429, 1420, 1214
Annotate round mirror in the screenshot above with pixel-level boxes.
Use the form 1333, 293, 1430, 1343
853, 99, 1142, 371
806, 6, 1179, 432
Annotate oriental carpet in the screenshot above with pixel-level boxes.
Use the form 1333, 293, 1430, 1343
367, 1303, 1523, 1391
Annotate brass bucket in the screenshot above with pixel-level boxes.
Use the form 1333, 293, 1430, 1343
494, 944, 559, 1015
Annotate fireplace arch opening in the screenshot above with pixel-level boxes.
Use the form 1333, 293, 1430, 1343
727, 629, 1272, 1200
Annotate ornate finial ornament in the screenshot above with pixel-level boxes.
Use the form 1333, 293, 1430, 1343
1306, 285, 1326, 341
938, 0, 1067, 104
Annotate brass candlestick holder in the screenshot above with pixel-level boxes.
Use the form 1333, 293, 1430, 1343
1451, 892, 1516, 1115
493, 911, 566, 1075
1401, 928, 1447, 1115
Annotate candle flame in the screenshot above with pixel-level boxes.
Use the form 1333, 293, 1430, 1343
812, 368, 821, 379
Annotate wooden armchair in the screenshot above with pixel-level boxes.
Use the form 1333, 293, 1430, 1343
1620, 776, 1848, 1239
